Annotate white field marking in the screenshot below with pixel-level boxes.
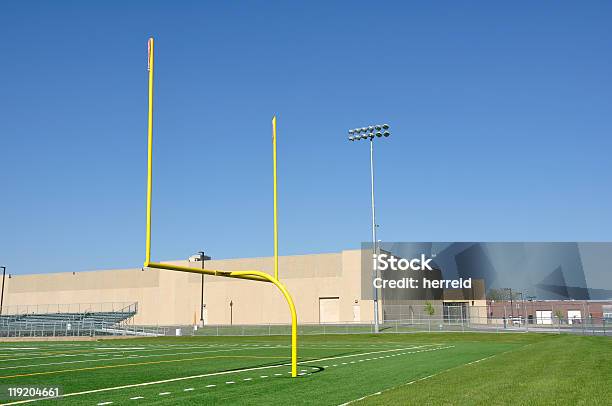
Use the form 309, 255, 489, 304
158, 392, 171, 395
0, 344, 396, 363
274, 373, 282, 376
205, 385, 216, 388
0, 344, 267, 363
337, 352, 500, 406
0, 342, 245, 353
129, 396, 143, 400
260, 375, 268, 378
97, 402, 113, 405
0, 343, 243, 356
225, 381, 235, 384
183, 388, 194, 391
5, 341, 402, 353
339, 392, 382, 405
243, 378, 252, 381
465, 355, 496, 365
1, 345, 439, 405
0, 346, 275, 370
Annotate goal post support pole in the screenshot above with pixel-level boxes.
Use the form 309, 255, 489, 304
146, 261, 298, 377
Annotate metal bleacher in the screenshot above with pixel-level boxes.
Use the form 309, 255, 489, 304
0, 302, 141, 337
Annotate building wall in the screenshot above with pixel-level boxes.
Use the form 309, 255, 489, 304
4, 249, 514, 326
487, 300, 612, 320
2, 250, 378, 326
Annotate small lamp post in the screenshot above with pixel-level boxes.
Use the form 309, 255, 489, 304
189, 252, 211, 325
229, 300, 234, 326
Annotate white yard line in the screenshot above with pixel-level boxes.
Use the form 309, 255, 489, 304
0, 343, 246, 358
0, 344, 398, 363
298, 345, 437, 364
0, 344, 406, 370
2, 345, 442, 405
0, 344, 259, 363
0, 346, 277, 371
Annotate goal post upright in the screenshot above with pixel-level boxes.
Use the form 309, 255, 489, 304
142, 38, 297, 377
272, 115, 279, 280
145, 37, 154, 268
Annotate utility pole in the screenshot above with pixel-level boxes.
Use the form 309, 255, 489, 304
189, 252, 210, 325
0, 266, 6, 316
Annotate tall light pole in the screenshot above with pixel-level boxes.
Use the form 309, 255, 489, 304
347, 124, 390, 333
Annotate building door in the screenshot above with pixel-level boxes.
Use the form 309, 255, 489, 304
352, 304, 361, 322
536, 310, 552, 325
567, 310, 581, 325
201, 307, 208, 326
319, 297, 340, 323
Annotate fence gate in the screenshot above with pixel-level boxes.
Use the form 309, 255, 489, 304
443, 302, 467, 324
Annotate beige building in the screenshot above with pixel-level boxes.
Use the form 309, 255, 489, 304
2, 249, 485, 326
2, 250, 375, 326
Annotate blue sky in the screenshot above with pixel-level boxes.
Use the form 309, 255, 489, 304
1, 1, 611, 275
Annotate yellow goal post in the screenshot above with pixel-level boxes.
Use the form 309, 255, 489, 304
143, 37, 298, 377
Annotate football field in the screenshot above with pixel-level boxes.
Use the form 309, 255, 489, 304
0, 333, 608, 405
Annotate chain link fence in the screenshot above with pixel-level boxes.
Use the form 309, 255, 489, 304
0, 302, 609, 338
180, 318, 609, 337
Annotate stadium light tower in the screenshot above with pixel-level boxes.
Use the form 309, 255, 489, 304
347, 124, 390, 333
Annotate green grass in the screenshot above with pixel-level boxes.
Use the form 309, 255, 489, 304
0, 333, 608, 405
357, 334, 612, 406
